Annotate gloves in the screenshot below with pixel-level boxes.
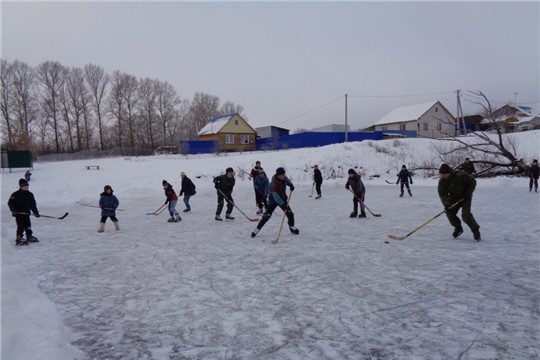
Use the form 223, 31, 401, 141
396, 181, 399, 185
289, 185, 295, 191
214, 184, 219, 189
444, 205, 450, 211
410, 181, 413, 185
165, 200, 169, 204
34, 213, 41, 218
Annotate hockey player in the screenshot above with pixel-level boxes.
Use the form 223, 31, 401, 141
529, 159, 539, 192
25, 170, 32, 182
162, 180, 182, 222
254, 170, 269, 215
98, 185, 120, 232
251, 167, 299, 237
7, 178, 40, 245
313, 165, 323, 199
438, 163, 481, 241
396, 165, 413, 197
179, 172, 196, 212
250, 161, 263, 206
213, 167, 235, 221
345, 169, 366, 218
460, 158, 477, 176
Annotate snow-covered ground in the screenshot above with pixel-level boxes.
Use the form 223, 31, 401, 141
2, 133, 539, 359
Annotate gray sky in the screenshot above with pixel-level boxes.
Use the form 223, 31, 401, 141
2, 1, 539, 131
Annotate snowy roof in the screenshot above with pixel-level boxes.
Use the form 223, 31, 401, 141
197, 113, 236, 136
373, 101, 438, 126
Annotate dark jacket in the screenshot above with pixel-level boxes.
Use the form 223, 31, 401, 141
438, 170, 476, 207
163, 183, 178, 203
268, 175, 294, 206
396, 169, 412, 184
529, 164, 540, 179
250, 166, 263, 181
213, 174, 235, 195
180, 176, 196, 196
99, 192, 119, 217
461, 162, 476, 175
313, 169, 323, 184
8, 189, 39, 217
254, 173, 270, 196
25, 171, 32, 181
345, 174, 365, 196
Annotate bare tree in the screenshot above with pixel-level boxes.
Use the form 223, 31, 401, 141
10, 60, 39, 149
138, 77, 158, 148
219, 101, 247, 120
108, 70, 126, 147
0, 59, 14, 147
433, 90, 529, 176
155, 80, 181, 145
122, 73, 139, 147
84, 63, 109, 150
188, 92, 220, 138
36, 61, 66, 153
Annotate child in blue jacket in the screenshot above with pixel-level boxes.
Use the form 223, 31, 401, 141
98, 185, 119, 232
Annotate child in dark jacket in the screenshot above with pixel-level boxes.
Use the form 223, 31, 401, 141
98, 185, 120, 232
254, 170, 269, 214
345, 169, 366, 218
7, 178, 40, 245
163, 180, 182, 222
313, 165, 323, 199
396, 165, 413, 197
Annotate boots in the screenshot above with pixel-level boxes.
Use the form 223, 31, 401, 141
358, 211, 366, 218
289, 226, 300, 234
473, 229, 481, 241
215, 214, 222, 221
399, 191, 404, 197
452, 226, 464, 238
315, 194, 321, 199
27, 235, 39, 242
15, 236, 29, 246
167, 216, 175, 222
97, 222, 105, 233
349, 211, 358, 218
225, 213, 235, 220
114, 221, 120, 231
174, 215, 182, 222
408, 189, 412, 197
256, 207, 263, 215
251, 228, 260, 238
183, 207, 191, 213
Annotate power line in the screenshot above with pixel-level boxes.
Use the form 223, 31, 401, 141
348, 91, 454, 98
277, 96, 344, 125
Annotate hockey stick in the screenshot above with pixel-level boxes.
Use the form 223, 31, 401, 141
257, 189, 279, 215
76, 202, 124, 211
348, 189, 382, 217
217, 188, 259, 222
272, 191, 293, 244
385, 180, 397, 185
388, 199, 464, 241
237, 166, 252, 180
308, 182, 314, 197
14, 212, 69, 220
146, 203, 167, 215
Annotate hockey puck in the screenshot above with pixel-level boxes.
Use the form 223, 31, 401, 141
384, 241, 389, 244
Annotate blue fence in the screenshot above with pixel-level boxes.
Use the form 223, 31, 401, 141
179, 140, 218, 154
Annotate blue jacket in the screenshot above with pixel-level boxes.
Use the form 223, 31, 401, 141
254, 174, 269, 196
99, 192, 119, 216
268, 175, 294, 206
397, 170, 412, 184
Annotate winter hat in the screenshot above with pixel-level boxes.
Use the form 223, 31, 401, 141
226, 167, 234, 173
180, 172, 185, 176
19, 178, 29, 187
402, 165, 406, 169
439, 164, 452, 174
276, 167, 286, 175
104, 185, 113, 192
162, 180, 168, 186
259, 170, 265, 175
348, 169, 356, 175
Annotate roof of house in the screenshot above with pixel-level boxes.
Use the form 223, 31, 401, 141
197, 113, 236, 136
373, 101, 439, 126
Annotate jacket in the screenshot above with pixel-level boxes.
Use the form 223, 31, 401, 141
99, 192, 119, 217
250, 166, 263, 181
254, 174, 269, 196
529, 164, 540, 179
213, 174, 235, 195
163, 183, 178, 203
313, 169, 323, 184
461, 162, 476, 175
268, 175, 294, 206
345, 174, 365, 196
180, 176, 196, 196
8, 189, 39, 217
438, 170, 476, 207
396, 170, 412, 184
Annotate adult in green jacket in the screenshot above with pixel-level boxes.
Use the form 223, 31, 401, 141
438, 163, 481, 241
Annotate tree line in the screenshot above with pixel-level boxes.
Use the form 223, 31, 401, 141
0, 59, 247, 154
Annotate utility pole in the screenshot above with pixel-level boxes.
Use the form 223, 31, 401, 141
456, 90, 465, 135
345, 94, 348, 143
513, 92, 518, 107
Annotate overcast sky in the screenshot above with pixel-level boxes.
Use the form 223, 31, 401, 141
2, 1, 539, 131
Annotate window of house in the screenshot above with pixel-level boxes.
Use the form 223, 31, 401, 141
382, 126, 388, 130
435, 107, 439, 112
235, 120, 239, 125
400, 124, 406, 131
225, 134, 234, 144
423, 123, 429, 131
240, 135, 249, 144
437, 123, 442, 131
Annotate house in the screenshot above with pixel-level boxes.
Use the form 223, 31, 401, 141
312, 124, 350, 133
371, 101, 456, 139
480, 105, 534, 132
197, 113, 257, 152
254, 126, 290, 139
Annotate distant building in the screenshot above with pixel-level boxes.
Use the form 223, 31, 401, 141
197, 113, 256, 152
312, 124, 350, 133
255, 126, 290, 139
480, 104, 535, 132
371, 101, 456, 139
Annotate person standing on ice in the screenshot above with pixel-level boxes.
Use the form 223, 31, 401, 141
254, 169, 269, 215
162, 180, 182, 222
7, 178, 40, 245
345, 169, 366, 218
250, 161, 263, 205
396, 165, 413, 197
179, 172, 196, 212
438, 163, 481, 241
98, 185, 120, 232
25, 170, 32, 182
313, 165, 323, 199
460, 158, 477, 176
251, 167, 299, 237
213, 167, 236, 221
528, 159, 539, 192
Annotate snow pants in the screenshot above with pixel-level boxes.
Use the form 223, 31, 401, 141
400, 182, 411, 192
100, 215, 118, 223
255, 190, 268, 210
445, 199, 480, 232
255, 203, 294, 230
216, 192, 234, 215
15, 214, 33, 238
530, 177, 538, 191
315, 181, 322, 196
352, 193, 365, 213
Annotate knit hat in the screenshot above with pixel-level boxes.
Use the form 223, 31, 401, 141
104, 185, 113, 192
162, 180, 168, 186
180, 172, 185, 176
259, 170, 265, 175
226, 167, 234, 173
276, 167, 286, 175
348, 169, 356, 175
19, 178, 29, 187
439, 164, 452, 174
402, 165, 406, 168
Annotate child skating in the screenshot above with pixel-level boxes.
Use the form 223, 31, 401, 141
163, 180, 182, 222
396, 165, 413, 197
7, 178, 41, 245
98, 185, 120, 232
